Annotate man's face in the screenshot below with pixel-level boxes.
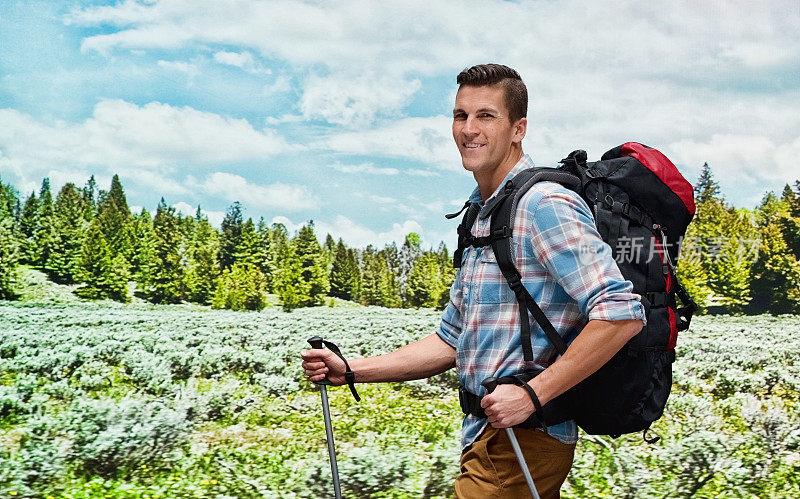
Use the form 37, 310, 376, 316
452, 84, 526, 176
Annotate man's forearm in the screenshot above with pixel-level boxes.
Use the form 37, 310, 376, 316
530, 318, 642, 405
350, 333, 456, 383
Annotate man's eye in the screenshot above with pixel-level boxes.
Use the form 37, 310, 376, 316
479, 113, 494, 119
453, 113, 466, 120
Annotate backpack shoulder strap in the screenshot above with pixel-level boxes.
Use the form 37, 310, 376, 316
488, 168, 580, 361
447, 201, 481, 269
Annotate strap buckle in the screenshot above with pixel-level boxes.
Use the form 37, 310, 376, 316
491, 225, 512, 239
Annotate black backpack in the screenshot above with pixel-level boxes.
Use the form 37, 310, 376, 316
450, 142, 698, 439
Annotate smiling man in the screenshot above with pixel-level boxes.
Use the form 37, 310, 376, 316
302, 63, 644, 498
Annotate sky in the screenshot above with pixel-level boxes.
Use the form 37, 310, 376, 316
0, 0, 798, 250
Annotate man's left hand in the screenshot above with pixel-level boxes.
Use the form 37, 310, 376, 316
480, 384, 535, 428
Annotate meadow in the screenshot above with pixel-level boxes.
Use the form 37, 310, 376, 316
1, 279, 799, 498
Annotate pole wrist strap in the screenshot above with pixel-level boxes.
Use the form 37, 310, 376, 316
511, 374, 546, 428
321, 340, 361, 402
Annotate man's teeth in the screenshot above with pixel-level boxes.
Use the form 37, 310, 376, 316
465, 143, 483, 148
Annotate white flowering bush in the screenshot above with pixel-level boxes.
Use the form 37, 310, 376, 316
1, 301, 798, 498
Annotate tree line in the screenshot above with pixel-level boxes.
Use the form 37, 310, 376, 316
0, 174, 454, 310
677, 164, 800, 314
1, 166, 799, 314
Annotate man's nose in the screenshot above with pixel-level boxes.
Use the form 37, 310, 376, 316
462, 116, 479, 135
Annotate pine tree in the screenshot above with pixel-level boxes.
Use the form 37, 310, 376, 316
398, 233, 422, 305
330, 239, 359, 301
705, 208, 756, 312
360, 247, 400, 307
96, 174, 133, 260
265, 222, 289, 287
687, 169, 756, 312
695, 163, 721, 205
48, 183, 89, 283
75, 219, 129, 301
779, 182, 800, 259
129, 208, 155, 283
676, 226, 710, 313
32, 178, 57, 269
436, 242, 456, 309
82, 175, 98, 219
749, 192, 800, 313
0, 177, 18, 223
0, 178, 20, 296
234, 218, 260, 268
186, 209, 220, 304
219, 201, 243, 270
143, 199, 184, 304
211, 262, 266, 311
272, 225, 308, 311
407, 252, 447, 308
19, 191, 38, 264
793, 180, 800, 218
294, 222, 330, 306
0, 217, 19, 299
256, 218, 272, 290
347, 248, 362, 302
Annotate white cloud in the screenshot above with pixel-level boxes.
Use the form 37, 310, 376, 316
172, 201, 225, 226
270, 215, 301, 235
329, 162, 398, 176
173, 201, 196, 216
193, 172, 318, 212
316, 215, 425, 248
65, 0, 800, 163
157, 59, 199, 75
262, 75, 292, 95
668, 134, 800, 196
212, 50, 271, 75
68, 1, 800, 79
0, 100, 294, 193
270, 214, 428, 247
300, 72, 421, 126
323, 116, 460, 170
46, 0, 800, 209
212, 50, 254, 69
264, 114, 303, 126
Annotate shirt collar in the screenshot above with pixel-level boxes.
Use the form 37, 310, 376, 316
468, 154, 535, 206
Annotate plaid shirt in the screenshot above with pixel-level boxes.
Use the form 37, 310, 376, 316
436, 154, 646, 449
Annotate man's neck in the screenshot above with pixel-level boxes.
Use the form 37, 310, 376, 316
475, 147, 524, 201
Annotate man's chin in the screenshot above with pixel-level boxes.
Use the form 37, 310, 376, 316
459, 159, 481, 172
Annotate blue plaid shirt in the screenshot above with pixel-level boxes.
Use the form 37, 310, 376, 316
436, 154, 646, 449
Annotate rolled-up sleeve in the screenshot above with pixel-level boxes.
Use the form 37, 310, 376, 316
526, 188, 646, 325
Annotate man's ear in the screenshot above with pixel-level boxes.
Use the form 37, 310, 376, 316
513, 117, 527, 144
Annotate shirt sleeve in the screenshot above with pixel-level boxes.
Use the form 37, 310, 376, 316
435, 269, 464, 348
525, 186, 646, 324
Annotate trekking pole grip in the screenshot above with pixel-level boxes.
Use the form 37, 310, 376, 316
308, 336, 332, 386
482, 377, 498, 394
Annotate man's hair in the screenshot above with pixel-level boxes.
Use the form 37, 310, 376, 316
456, 64, 527, 123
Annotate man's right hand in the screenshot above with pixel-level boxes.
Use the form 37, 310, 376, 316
301, 348, 347, 386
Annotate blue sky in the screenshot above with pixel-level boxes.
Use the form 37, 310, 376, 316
1, 0, 799, 249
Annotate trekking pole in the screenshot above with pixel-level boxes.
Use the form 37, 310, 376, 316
308, 336, 342, 499
482, 377, 541, 499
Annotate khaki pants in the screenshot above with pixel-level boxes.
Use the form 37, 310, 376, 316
454, 426, 575, 499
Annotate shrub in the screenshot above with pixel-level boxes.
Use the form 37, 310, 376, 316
212, 262, 266, 311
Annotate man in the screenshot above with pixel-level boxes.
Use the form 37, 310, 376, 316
301, 63, 645, 498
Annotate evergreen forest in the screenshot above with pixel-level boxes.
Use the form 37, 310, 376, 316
1, 164, 799, 314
